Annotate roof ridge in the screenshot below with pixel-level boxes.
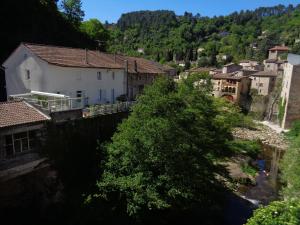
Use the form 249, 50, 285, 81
23, 42, 96, 52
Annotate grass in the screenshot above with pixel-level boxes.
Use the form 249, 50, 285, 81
241, 164, 258, 177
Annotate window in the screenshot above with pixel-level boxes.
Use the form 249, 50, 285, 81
97, 72, 102, 80
259, 83, 264, 87
111, 89, 115, 103
76, 91, 82, 103
112, 72, 115, 80
99, 89, 102, 101
25, 70, 30, 80
3, 131, 36, 159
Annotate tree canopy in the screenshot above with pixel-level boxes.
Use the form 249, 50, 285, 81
61, 0, 85, 28
107, 4, 300, 65
89, 74, 241, 220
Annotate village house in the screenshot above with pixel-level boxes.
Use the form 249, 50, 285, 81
211, 73, 251, 106
0, 100, 50, 170
3, 43, 175, 106
239, 60, 263, 71
264, 46, 289, 74
250, 71, 277, 96
280, 54, 300, 129
222, 63, 242, 74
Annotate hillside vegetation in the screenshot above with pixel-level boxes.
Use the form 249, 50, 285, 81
108, 5, 300, 66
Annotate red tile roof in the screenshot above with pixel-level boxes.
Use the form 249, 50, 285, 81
0, 101, 49, 128
23, 43, 173, 75
269, 46, 289, 51
212, 73, 243, 81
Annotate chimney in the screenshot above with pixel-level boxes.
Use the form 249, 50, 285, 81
134, 60, 137, 72
85, 49, 88, 64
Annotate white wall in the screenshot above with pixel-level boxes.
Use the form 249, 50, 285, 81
45, 65, 126, 105
4, 46, 126, 105
4, 45, 48, 96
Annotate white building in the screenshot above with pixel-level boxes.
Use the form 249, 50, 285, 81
3, 43, 174, 106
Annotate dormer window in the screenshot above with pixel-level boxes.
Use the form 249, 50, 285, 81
25, 70, 30, 80
97, 72, 102, 80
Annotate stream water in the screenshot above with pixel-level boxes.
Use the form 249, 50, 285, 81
223, 143, 283, 225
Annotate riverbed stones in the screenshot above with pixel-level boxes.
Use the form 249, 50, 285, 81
232, 125, 288, 151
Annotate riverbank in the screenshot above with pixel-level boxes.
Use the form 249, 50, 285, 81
232, 124, 288, 151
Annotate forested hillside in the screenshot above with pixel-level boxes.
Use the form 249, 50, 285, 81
108, 4, 300, 66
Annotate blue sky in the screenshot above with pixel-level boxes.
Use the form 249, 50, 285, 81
81, 0, 300, 23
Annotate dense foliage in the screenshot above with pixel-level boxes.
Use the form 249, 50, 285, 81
108, 5, 300, 65
281, 121, 300, 199
89, 75, 243, 223
246, 201, 300, 225
61, 0, 85, 28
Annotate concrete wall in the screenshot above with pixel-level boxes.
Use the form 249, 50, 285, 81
4, 46, 126, 105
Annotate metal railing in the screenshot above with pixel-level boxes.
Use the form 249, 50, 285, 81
11, 97, 85, 112
84, 101, 135, 117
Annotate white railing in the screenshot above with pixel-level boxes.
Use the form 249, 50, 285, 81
11, 96, 85, 112
84, 101, 135, 117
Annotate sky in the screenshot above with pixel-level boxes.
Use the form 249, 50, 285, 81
81, 0, 300, 23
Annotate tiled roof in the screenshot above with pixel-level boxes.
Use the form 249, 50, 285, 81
212, 73, 243, 81
251, 71, 278, 77
23, 43, 173, 75
269, 46, 289, 51
0, 101, 50, 128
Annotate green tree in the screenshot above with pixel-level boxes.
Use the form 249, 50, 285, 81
80, 19, 109, 49
61, 0, 84, 28
89, 75, 238, 218
246, 201, 300, 225
281, 121, 300, 199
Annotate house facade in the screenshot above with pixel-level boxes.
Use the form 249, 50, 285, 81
280, 54, 300, 129
250, 71, 277, 96
0, 101, 50, 164
212, 73, 251, 106
3, 43, 174, 105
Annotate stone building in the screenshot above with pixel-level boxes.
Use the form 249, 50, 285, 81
281, 54, 300, 129
239, 60, 262, 71
264, 46, 289, 74
268, 46, 289, 60
222, 63, 242, 74
212, 73, 251, 107
250, 71, 277, 96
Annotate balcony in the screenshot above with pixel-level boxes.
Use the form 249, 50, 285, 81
9, 91, 84, 113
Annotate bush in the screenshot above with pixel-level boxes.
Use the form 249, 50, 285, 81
246, 200, 300, 225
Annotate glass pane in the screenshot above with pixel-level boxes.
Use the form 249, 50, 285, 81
14, 132, 27, 139
29, 131, 36, 139
14, 140, 21, 153
5, 145, 14, 157
5, 135, 12, 144
22, 139, 29, 151
29, 139, 36, 150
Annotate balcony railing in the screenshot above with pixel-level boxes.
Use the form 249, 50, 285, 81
84, 101, 135, 117
11, 96, 85, 112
